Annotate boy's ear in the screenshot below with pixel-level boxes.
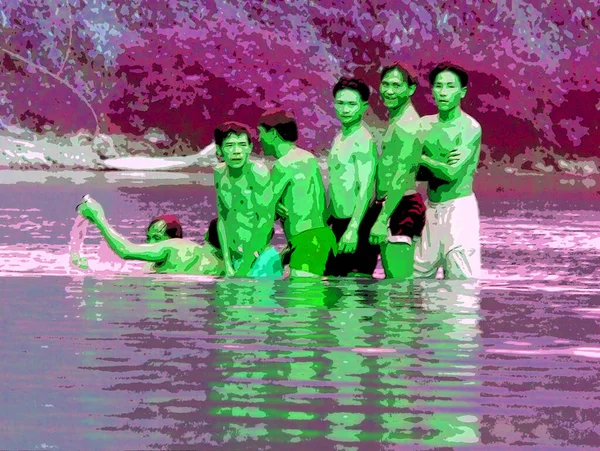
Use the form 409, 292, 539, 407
216, 145, 223, 157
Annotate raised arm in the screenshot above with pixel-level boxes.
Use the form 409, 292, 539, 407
420, 122, 482, 182
77, 197, 169, 262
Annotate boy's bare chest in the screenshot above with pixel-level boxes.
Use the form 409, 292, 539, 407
423, 123, 462, 159
328, 138, 357, 169
219, 176, 257, 212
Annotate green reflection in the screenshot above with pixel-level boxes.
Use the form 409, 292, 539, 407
66, 275, 483, 447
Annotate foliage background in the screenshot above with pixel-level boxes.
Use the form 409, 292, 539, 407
0, 0, 598, 166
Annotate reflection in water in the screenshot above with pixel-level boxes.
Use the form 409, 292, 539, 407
55, 277, 485, 448
1, 179, 599, 448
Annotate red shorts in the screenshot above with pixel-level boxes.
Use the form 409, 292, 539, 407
324, 193, 426, 276
375, 192, 426, 243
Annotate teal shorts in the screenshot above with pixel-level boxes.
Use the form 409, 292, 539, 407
234, 246, 284, 279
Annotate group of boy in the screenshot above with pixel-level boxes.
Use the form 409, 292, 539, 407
77, 62, 482, 280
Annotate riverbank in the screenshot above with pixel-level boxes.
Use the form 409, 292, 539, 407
0, 168, 598, 201
0, 128, 212, 171
1, 130, 598, 197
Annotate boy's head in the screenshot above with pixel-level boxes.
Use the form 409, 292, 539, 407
147, 214, 183, 243
428, 63, 468, 111
258, 108, 298, 155
332, 77, 370, 126
214, 122, 253, 169
379, 62, 417, 110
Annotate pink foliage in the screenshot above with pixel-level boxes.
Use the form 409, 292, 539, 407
0, 0, 598, 157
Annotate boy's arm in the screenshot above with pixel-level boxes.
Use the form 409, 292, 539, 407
216, 194, 235, 277
94, 218, 170, 261
214, 167, 235, 277
377, 124, 420, 223
339, 137, 377, 253
77, 196, 169, 262
271, 161, 290, 206
269, 161, 292, 222
420, 124, 482, 182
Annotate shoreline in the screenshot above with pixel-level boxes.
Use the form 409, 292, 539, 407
1, 168, 598, 197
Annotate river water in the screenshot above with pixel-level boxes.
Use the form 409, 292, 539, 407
0, 170, 599, 449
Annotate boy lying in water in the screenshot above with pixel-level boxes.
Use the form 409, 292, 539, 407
76, 195, 224, 275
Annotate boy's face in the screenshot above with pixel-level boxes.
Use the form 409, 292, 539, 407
334, 89, 368, 126
146, 220, 169, 243
432, 71, 466, 111
218, 132, 252, 169
380, 68, 415, 110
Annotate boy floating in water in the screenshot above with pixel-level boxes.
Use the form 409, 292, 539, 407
76, 195, 224, 275
213, 122, 283, 278
325, 77, 378, 278
414, 63, 482, 279
258, 108, 337, 278
368, 63, 427, 279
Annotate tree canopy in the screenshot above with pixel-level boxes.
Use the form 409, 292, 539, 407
1, 0, 598, 158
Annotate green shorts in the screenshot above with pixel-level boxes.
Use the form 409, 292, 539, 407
288, 227, 337, 276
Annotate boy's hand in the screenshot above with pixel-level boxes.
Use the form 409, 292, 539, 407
275, 202, 289, 220
339, 226, 359, 254
448, 147, 467, 166
369, 218, 388, 245
77, 195, 105, 223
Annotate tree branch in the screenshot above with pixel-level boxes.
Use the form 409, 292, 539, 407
56, 1, 73, 77
0, 46, 100, 135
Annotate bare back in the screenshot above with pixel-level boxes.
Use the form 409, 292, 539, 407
273, 148, 327, 238
151, 239, 224, 275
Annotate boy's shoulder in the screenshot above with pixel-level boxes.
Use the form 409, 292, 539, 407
249, 160, 271, 185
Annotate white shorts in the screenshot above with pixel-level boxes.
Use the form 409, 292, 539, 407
414, 194, 481, 279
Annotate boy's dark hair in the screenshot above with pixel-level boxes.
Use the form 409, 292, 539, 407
258, 108, 298, 143
332, 76, 370, 101
428, 63, 469, 88
380, 62, 418, 87
149, 214, 183, 239
214, 121, 252, 147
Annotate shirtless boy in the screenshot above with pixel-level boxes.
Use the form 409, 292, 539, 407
77, 195, 224, 275
368, 63, 427, 279
414, 63, 483, 279
325, 77, 378, 277
258, 108, 336, 278
213, 122, 283, 278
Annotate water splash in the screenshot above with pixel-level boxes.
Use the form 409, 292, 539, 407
67, 215, 126, 273
68, 215, 89, 270
95, 239, 126, 272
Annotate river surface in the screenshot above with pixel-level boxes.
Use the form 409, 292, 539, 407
0, 170, 599, 450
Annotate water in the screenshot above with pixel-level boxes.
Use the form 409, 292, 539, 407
0, 170, 599, 449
